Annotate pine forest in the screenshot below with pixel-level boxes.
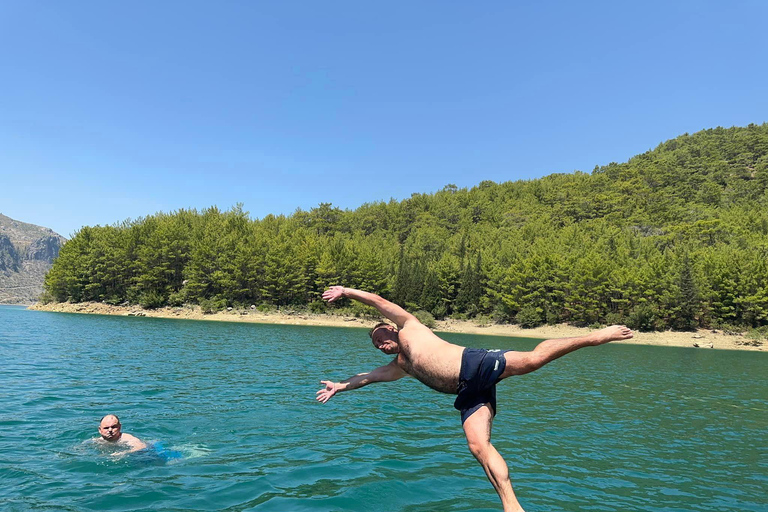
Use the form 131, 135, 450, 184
42, 124, 768, 332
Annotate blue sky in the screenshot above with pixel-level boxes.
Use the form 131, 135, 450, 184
1, 1, 766, 238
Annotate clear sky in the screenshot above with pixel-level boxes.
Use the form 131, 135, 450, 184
1, 1, 766, 238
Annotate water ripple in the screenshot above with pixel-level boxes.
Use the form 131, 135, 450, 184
0, 307, 766, 511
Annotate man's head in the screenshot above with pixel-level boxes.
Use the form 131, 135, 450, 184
98, 414, 122, 442
369, 322, 400, 354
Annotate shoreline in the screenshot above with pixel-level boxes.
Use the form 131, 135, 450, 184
27, 301, 764, 352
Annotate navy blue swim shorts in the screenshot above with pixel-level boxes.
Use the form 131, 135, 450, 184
454, 348, 507, 424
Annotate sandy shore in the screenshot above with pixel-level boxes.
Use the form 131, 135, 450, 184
28, 301, 764, 352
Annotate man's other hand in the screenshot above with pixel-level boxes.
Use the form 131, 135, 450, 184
316, 380, 338, 403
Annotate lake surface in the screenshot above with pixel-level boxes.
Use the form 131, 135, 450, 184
1, 305, 766, 511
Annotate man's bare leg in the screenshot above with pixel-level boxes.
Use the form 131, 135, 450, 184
501, 325, 633, 377
463, 404, 526, 512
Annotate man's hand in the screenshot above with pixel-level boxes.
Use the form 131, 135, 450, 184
316, 380, 338, 404
322, 285, 415, 329
322, 286, 345, 303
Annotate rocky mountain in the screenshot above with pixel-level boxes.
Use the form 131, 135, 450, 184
0, 214, 66, 304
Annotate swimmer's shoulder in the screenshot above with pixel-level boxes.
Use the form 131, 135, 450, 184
121, 433, 147, 449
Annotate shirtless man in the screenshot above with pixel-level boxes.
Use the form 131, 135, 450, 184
94, 414, 147, 455
316, 286, 633, 512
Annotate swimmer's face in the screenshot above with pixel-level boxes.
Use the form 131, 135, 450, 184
99, 416, 122, 442
371, 325, 400, 355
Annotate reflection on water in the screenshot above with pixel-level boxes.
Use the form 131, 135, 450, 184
0, 305, 766, 512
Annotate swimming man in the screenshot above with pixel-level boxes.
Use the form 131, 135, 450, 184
94, 414, 147, 455
316, 286, 633, 512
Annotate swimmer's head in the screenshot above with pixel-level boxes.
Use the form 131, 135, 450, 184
370, 323, 400, 354
99, 414, 122, 442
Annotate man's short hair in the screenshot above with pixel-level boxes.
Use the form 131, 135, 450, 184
369, 322, 391, 339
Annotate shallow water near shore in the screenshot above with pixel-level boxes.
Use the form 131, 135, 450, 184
1, 305, 766, 511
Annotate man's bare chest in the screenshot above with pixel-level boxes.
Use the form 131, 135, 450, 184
397, 349, 461, 394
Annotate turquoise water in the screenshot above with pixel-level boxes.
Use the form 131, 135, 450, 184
1, 305, 766, 511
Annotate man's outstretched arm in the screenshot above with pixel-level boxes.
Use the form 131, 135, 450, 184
316, 359, 406, 404
322, 286, 416, 329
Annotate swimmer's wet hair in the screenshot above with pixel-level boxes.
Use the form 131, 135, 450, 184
369, 322, 391, 339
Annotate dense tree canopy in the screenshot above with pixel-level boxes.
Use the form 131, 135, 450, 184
44, 124, 768, 331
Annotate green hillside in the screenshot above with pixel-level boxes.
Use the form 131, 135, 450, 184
43, 124, 768, 331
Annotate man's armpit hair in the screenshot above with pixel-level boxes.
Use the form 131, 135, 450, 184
369, 322, 391, 338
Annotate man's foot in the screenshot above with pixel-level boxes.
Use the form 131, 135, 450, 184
587, 325, 634, 345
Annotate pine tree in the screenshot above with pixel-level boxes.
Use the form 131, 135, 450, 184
671, 252, 699, 330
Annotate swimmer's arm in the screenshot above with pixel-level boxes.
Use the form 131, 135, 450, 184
316, 359, 406, 404
322, 286, 416, 329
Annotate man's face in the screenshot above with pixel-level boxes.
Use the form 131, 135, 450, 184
371, 325, 400, 354
99, 416, 122, 442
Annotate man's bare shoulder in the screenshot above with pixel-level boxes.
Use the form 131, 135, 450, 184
401, 318, 428, 331
400, 319, 451, 343
120, 433, 147, 449
401, 319, 439, 334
